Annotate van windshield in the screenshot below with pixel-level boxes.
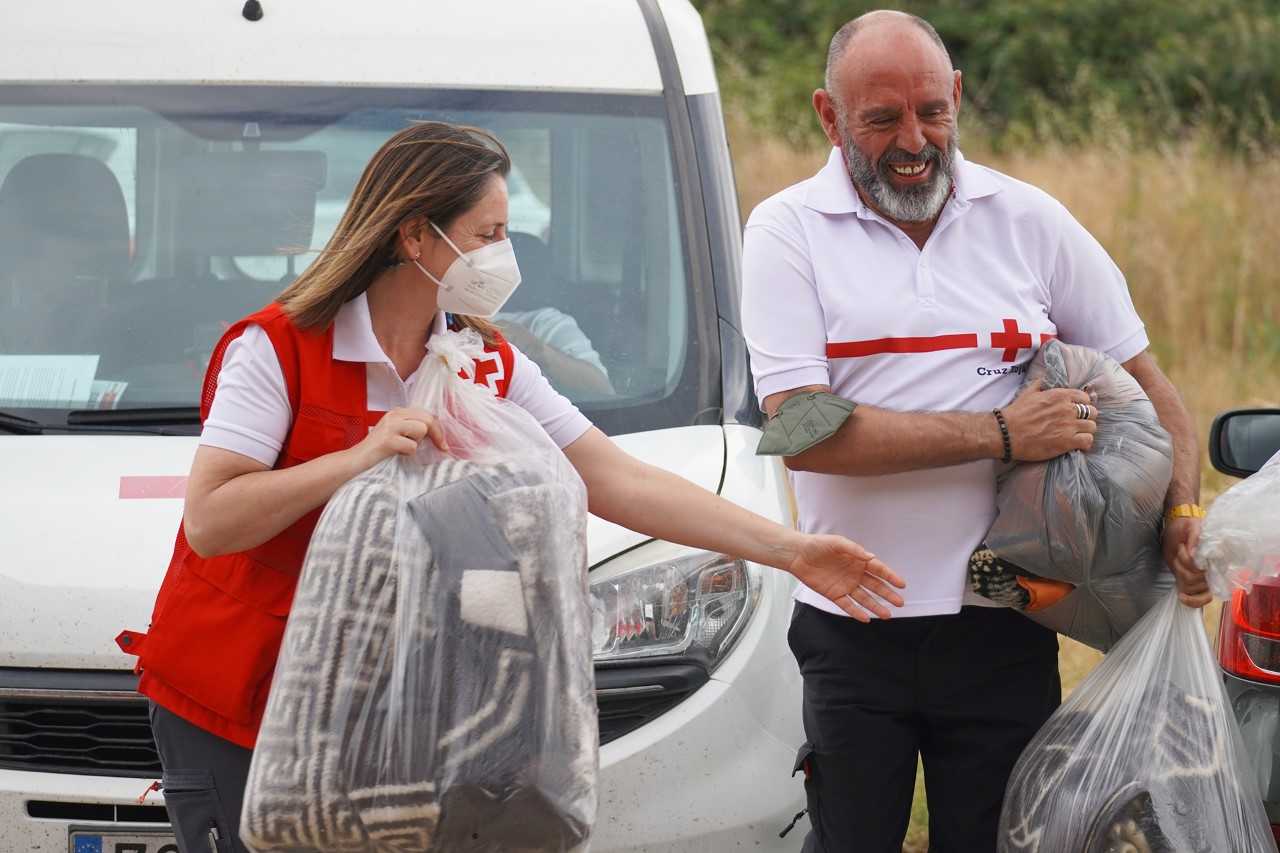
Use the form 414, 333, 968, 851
0, 85, 716, 436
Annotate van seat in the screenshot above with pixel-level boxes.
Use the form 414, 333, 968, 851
0, 154, 130, 354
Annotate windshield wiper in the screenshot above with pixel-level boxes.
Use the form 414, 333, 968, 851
0, 411, 43, 435
0, 407, 199, 436
67, 406, 202, 427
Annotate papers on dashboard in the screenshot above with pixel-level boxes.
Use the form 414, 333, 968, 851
0, 354, 115, 407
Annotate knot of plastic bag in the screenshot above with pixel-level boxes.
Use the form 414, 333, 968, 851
425, 327, 492, 393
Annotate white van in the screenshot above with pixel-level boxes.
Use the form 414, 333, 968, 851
0, 1, 808, 850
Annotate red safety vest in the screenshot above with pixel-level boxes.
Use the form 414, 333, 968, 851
116, 302, 513, 748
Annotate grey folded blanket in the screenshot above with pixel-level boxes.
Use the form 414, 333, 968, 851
241, 455, 595, 853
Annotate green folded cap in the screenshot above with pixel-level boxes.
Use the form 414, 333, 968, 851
756, 391, 857, 456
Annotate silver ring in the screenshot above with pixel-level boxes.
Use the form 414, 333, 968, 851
1075, 403, 1090, 420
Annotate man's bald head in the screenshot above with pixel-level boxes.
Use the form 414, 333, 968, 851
812, 10, 962, 226
824, 10, 953, 102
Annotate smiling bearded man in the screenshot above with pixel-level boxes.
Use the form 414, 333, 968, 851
740, 9, 1208, 852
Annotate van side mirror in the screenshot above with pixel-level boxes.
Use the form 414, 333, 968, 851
1209, 409, 1280, 478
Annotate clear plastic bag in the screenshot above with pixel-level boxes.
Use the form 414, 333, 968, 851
241, 329, 596, 853
976, 340, 1175, 651
999, 460, 1280, 852
999, 590, 1278, 852
1197, 461, 1280, 600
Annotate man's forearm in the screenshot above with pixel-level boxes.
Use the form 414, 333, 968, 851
786, 405, 1003, 476
538, 343, 614, 396
1127, 354, 1200, 506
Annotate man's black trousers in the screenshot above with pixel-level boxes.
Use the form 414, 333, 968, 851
788, 602, 1061, 852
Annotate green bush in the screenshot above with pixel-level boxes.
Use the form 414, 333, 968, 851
696, 0, 1280, 150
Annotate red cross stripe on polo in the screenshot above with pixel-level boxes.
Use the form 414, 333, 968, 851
826, 319, 1055, 361
991, 318, 1033, 362
826, 333, 978, 359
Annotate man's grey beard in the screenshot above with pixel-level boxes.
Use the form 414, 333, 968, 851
840, 123, 958, 223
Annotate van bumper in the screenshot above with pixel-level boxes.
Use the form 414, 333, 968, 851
0, 768, 169, 850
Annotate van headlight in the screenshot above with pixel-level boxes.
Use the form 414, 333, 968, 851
590, 550, 762, 670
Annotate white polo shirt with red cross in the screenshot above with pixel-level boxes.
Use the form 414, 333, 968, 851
742, 147, 1149, 619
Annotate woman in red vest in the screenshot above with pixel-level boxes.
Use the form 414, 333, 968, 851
118, 122, 905, 851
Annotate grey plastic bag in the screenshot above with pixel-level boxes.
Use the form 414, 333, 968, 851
979, 340, 1174, 651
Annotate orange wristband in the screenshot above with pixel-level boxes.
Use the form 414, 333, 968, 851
1165, 503, 1206, 522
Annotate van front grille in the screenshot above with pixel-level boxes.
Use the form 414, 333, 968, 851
0, 688, 679, 773
0, 660, 707, 776
0, 697, 161, 778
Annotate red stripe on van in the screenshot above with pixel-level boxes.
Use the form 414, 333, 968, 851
826, 333, 979, 359
119, 476, 188, 499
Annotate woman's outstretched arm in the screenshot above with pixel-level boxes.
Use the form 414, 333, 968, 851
562, 427, 906, 621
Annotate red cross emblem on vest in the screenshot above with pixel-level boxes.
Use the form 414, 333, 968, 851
470, 350, 506, 394
990, 318, 1033, 362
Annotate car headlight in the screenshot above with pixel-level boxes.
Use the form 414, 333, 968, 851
590, 549, 762, 670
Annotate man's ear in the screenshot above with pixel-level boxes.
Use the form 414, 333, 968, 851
813, 89, 843, 148
953, 69, 963, 118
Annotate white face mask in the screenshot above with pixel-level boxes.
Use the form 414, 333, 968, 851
412, 220, 522, 318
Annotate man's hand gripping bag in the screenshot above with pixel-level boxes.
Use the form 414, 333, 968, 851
969, 339, 1175, 651
997, 465, 1280, 853
241, 329, 596, 853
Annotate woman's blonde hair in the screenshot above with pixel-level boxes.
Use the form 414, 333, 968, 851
277, 121, 510, 339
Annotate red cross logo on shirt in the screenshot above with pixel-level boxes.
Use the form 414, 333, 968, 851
990, 318, 1033, 362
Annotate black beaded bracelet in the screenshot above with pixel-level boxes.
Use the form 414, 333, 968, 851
992, 408, 1013, 464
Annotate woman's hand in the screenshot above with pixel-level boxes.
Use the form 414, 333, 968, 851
787, 534, 906, 622
186, 409, 446, 557
352, 407, 449, 470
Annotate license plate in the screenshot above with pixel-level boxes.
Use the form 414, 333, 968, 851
69, 830, 179, 853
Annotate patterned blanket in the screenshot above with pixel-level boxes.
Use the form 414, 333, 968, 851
241, 455, 595, 852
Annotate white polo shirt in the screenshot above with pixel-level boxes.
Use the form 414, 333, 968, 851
742, 147, 1149, 619
201, 292, 593, 467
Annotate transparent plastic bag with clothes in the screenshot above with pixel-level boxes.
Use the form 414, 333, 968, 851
242, 328, 596, 853
1197, 461, 1280, 601
998, 463, 1280, 853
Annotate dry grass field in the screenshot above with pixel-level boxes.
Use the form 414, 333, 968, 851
726, 118, 1280, 850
